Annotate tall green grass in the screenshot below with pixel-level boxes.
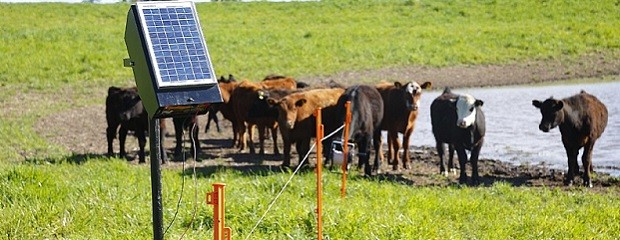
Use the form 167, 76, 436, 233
0, 0, 619, 92
1, 1, 620, 238
2, 0, 620, 160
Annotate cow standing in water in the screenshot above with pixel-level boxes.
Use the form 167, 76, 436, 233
431, 88, 485, 184
533, 90, 608, 187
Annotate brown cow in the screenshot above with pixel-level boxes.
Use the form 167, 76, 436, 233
204, 75, 239, 147
204, 75, 237, 133
376, 80, 432, 171
231, 77, 297, 155
533, 90, 608, 187
268, 88, 345, 167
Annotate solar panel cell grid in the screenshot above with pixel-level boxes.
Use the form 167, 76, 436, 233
139, 3, 213, 87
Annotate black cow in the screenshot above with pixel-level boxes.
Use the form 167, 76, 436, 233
172, 116, 200, 160
331, 85, 384, 176
431, 88, 485, 184
532, 90, 608, 187
106, 86, 167, 163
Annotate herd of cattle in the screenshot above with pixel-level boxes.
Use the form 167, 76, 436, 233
106, 75, 608, 187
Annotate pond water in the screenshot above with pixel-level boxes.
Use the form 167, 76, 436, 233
406, 80, 619, 176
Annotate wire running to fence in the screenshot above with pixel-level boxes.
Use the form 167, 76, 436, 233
244, 124, 345, 240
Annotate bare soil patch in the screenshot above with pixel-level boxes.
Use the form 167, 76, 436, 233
34, 54, 620, 189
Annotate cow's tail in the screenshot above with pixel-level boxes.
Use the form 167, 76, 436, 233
346, 87, 361, 141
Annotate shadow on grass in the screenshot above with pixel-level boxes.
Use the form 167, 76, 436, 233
24, 153, 112, 165
181, 165, 278, 178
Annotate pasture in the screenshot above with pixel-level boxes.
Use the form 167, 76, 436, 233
2, 0, 620, 239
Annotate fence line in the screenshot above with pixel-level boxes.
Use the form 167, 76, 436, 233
244, 124, 345, 240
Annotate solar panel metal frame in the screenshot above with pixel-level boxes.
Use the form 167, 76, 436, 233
135, 1, 216, 88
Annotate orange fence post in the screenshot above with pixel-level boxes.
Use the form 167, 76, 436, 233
314, 108, 323, 240
341, 101, 352, 198
206, 183, 231, 240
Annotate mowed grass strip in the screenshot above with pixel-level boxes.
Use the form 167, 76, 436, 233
1, 1, 620, 239
1, 162, 619, 239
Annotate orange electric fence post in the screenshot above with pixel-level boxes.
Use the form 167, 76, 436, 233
314, 108, 324, 240
206, 183, 232, 240
341, 101, 352, 198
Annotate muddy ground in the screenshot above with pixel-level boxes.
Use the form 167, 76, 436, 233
35, 53, 620, 189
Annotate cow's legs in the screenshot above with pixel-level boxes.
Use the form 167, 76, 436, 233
119, 126, 129, 160
296, 139, 311, 168
401, 128, 414, 169
230, 121, 238, 148
255, 124, 265, 155
437, 142, 447, 175
455, 147, 469, 184
106, 124, 118, 157
271, 125, 280, 156
448, 144, 456, 174
357, 135, 371, 176
236, 121, 247, 151
582, 141, 595, 188
389, 131, 401, 171
470, 141, 483, 185
282, 139, 292, 167
386, 131, 395, 165
373, 129, 383, 174
247, 124, 257, 155
173, 118, 185, 159
136, 128, 147, 163
205, 107, 220, 133
564, 147, 579, 186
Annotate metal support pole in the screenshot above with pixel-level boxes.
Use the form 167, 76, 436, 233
149, 118, 164, 240
207, 183, 231, 240
314, 109, 323, 240
341, 101, 352, 198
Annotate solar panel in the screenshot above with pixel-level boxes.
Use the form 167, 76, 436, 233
135, 1, 216, 88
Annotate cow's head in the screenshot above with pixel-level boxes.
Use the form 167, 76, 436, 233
455, 94, 483, 128
532, 98, 564, 132
108, 87, 143, 121
395, 81, 432, 111
218, 74, 236, 83
268, 96, 306, 130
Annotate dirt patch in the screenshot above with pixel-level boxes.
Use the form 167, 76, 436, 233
34, 54, 620, 189
299, 52, 620, 89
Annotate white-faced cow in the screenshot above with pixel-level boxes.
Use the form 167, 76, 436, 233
532, 90, 608, 187
376, 80, 432, 171
431, 88, 485, 184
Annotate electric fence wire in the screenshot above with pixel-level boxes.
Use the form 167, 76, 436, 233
160, 112, 201, 239
163, 118, 187, 237
244, 124, 345, 240
179, 120, 200, 240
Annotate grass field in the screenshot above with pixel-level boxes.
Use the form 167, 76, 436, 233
1, 0, 620, 239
